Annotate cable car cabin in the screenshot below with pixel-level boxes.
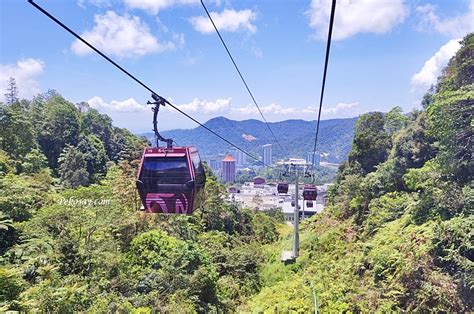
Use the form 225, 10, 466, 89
306, 201, 313, 208
277, 182, 289, 194
303, 184, 317, 201
136, 147, 205, 214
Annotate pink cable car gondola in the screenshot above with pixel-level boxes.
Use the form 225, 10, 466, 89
136, 94, 206, 214
277, 182, 289, 194
303, 184, 317, 201
277, 166, 289, 194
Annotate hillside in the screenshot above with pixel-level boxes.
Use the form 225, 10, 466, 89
245, 34, 473, 312
142, 116, 358, 163
0, 87, 286, 312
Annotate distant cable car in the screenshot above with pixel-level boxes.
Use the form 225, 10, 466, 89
277, 182, 289, 194
277, 166, 290, 194
228, 186, 240, 194
306, 200, 313, 208
303, 184, 317, 201
136, 93, 206, 214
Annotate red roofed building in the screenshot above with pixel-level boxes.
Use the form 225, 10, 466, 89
222, 154, 236, 183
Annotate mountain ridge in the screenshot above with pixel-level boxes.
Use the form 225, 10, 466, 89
141, 116, 358, 163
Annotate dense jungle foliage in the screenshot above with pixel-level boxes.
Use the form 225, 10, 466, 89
0, 88, 282, 311
0, 33, 472, 312
246, 33, 473, 312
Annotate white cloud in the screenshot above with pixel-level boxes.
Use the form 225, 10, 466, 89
232, 102, 358, 117
171, 97, 232, 114
0, 58, 44, 101
307, 0, 408, 40
77, 0, 111, 8
124, 0, 198, 14
124, 0, 224, 14
232, 103, 296, 115
190, 9, 257, 34
321, 102, 358, 115
71, 11, 175, 58
251, 45, 263, 58
173, 33, 186, 48
411, 38, 462, 90
87, 96, 148, 112
416, 1, 474, 37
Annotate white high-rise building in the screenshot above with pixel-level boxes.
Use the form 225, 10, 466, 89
262, 144, 272, 166
210, 159, 219, 171
230, 149, 246, 166
306, 151, 320, 167
237, 149, 246, 166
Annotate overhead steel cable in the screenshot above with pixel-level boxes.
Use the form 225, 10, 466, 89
311, 0, 337, 169
200, 0, 284, 152
28, 0, 275, 168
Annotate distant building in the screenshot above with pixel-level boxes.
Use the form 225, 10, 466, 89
210, 159, 219, 171
306, 151, 321, 167
221, 155, 236, 183
237, 150, 246, 166
277, 158, 307, 171
253, 176, 266, 185
217, 153, 225, 170
230, 149, 246, 166
262, 144, 272, 166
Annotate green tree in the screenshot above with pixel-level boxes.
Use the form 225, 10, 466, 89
265, 207, 285, 222
0, 267, 24, 309
421, 87, 435, 109
0, 173, 46, 222
21, 149, 48, 174
0, 150, 14, 176
28, 94, 47, 134
81, 108, 114, 159
252, 212, 279, 243
348, 112, 391, 174
38, 95, 81, 170
390, 112, 436, 171
109, 127, 145, 162
427, 34, 473, 183
77, 134, 108, 182
384, 106, 408, 135
252, 194, 263, 208
4, 77, 19, 105
58, 146, 89, 188
0, 102, 36, 158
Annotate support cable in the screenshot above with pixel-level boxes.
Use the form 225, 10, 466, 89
200, 0, 283, 152
310, 0, 337, 169
28, 0, 274, 168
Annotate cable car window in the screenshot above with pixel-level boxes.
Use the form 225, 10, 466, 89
191, 152, 205, 185
140, 157, 192, 185
191, 153, 203, 173
143, 157, 188, 173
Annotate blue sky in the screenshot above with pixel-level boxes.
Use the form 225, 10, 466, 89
1, 0, 473, 132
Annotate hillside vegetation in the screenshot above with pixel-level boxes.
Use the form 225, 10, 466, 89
246, 33, 473, 312
0, 87, 282, 311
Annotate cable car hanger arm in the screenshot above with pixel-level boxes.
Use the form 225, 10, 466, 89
147, 93, 173, 148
